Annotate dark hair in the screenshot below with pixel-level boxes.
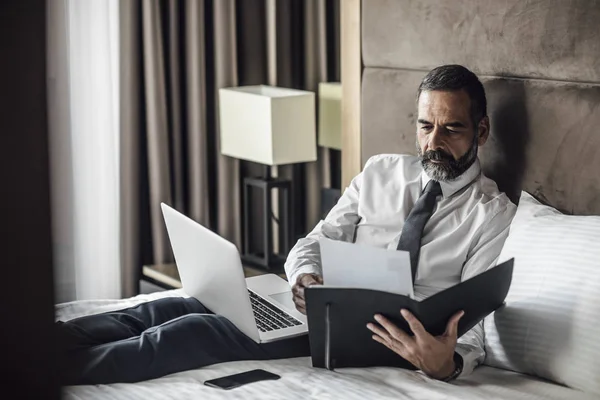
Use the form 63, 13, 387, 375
417, 65, 487, 128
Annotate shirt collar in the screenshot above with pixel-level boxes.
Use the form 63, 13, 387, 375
421, 158, 481, 198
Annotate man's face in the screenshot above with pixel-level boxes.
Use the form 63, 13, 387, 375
416, 90, 489, 181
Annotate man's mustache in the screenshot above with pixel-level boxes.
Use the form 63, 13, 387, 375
422, 150, 454, 163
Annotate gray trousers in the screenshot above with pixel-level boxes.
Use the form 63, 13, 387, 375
58, 297, 310, 385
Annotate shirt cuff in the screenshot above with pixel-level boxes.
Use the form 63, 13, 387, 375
287, 265, 322, 287
454, 343, 482, 378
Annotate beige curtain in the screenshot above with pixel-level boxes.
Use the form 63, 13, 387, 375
119, 0, 340, 297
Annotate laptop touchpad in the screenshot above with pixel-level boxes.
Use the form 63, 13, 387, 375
269, 291, 295, 311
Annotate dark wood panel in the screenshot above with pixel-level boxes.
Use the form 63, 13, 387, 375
0, 0, 59, 397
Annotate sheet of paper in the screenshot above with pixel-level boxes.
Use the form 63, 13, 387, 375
319, 237, 414, 297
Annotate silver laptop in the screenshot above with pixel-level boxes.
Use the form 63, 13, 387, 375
161, 203, 308, 343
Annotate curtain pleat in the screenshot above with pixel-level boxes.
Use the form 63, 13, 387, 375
304, 0, 329, 230
119, 0, 141, 298
141, 0, 173, 264
214, 0, 242, 248
185, 0, 210, 227
166, 0, 185, 213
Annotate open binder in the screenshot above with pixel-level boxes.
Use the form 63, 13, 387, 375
304, 258, 514, 370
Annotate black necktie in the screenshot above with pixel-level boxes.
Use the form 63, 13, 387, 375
396, 180, 442, 282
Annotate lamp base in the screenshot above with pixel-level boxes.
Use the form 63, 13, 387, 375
321, 187, 341, 219
242, 175, 292, 273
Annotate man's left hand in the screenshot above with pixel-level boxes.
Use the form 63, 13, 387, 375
367, 309, 464, 380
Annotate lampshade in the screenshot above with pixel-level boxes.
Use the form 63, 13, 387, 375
218, 85, 317, 166
317, 82, 342, 151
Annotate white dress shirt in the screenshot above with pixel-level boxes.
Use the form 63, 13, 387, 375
284, 153, 516, 377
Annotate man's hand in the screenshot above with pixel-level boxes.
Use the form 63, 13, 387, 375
367, 309, 464, 380
291, 273, 323, 314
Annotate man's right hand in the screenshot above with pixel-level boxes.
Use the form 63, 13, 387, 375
291, 273, 323, 315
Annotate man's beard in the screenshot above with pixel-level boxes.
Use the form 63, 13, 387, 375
416, 136, 478, 182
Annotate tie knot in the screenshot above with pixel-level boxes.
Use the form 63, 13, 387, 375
423, 180, 442, 197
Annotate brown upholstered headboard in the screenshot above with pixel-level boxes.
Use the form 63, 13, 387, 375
356, 0, 600, 215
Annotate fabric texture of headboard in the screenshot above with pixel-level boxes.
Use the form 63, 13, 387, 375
361, 0, 600, 215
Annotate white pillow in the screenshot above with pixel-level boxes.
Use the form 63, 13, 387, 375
483, 191, 600, 395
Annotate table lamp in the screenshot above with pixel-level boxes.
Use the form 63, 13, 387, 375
219, 85, 317, 270
318, 82, 342, 219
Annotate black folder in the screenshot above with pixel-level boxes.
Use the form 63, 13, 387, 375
304, 258, 514, 370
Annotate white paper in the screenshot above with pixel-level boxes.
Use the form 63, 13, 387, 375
319, 238, 414, 297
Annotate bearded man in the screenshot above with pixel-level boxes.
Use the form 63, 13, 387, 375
287, 64, 517, 381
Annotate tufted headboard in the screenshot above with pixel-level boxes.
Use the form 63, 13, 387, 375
342, 0, 600, 215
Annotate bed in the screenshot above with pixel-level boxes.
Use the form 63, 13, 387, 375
60, 0, 600, 398
58, 290, 597, 400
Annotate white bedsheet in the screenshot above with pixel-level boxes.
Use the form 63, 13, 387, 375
58, 290, 597, 400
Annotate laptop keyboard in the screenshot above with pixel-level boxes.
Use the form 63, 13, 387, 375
248, 290, 303, 333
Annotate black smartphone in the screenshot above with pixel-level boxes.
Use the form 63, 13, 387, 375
204, 369, 281, 390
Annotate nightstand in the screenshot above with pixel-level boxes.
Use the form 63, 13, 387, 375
141, 263, 288, 291
142, 263, 182, 290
